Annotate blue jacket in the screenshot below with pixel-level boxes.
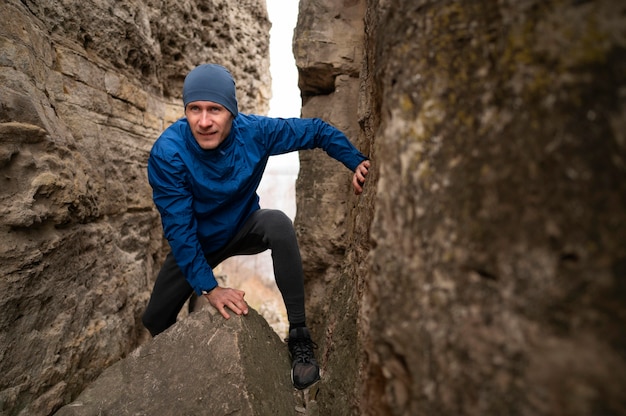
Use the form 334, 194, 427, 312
148, 113, 368, 294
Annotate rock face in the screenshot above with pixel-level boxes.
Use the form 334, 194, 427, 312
295, 0, 626, 415
292, 1, 369, 414
53, 307, 295, 416
0, 1, 269, 414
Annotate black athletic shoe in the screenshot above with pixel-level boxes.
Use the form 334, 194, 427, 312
288, 327, 321, 389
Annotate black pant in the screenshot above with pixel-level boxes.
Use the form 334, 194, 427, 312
142, 209, 306, 336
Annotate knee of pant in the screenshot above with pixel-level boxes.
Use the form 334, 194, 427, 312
141, 311, 155, 335
142, 310, 164, 337
264, 209, 292, 228
263, 210, 295, 239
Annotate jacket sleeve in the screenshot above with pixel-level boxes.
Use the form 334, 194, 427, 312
148, 149, 218, 295
262, 116, 368, 171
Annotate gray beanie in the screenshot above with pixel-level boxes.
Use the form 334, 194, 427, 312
182, 64, 239, 117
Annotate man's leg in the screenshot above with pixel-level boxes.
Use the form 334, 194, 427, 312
142, 252, 194, 337
143, 209, 319, 388
212, 209, 319, 389
251, 211, 321, 388
143, 209, 304, 337
208, 209, 307, 326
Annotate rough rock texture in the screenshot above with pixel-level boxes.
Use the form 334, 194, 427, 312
0, 1, 269, 415
295, 0, 626, 415
53, 307, 295, 416
292, 1, 370, 414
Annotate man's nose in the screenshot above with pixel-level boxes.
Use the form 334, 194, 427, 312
199, 111, 213, 127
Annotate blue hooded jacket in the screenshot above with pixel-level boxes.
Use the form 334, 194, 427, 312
148, 113, 368, 295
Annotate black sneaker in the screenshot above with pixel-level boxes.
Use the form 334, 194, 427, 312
287, 327, 321, 389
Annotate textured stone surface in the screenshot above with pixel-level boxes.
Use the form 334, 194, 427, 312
362, 1, 626, 413
0, 1, 269, 414
295, 0, 626, 415
293, 0, 364, 97
293, 1, 368, 414
54, 308, 295, 416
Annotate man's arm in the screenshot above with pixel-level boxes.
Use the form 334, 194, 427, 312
148, 151, 219, 294
260, 116, 369, 172
149, 148, 249, 319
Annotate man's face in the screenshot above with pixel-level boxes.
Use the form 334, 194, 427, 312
185, 101, 233, 150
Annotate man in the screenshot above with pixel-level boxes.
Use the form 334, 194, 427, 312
142, 63, 370, 390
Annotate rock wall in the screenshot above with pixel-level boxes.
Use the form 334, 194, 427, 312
295, 0, 626, 415
293, 0, 370, 414
0, 1, 269, 414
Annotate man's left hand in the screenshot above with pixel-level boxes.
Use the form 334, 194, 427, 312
352, 160, 371, 195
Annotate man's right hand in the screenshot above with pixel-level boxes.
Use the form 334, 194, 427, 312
204, 286, 249, 319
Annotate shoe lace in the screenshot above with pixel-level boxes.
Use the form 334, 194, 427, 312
289, 337, 318, 364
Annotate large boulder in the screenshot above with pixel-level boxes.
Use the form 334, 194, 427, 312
54, 307, 295, 416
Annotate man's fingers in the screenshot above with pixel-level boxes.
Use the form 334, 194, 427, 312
353, 174, 365, 195
224, 299, 249, 317
232, 289, 249, 315
235, 300, 249, 315
219, 305, 231, 319
352, 160, 370, 195
206, 287, 249, 319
